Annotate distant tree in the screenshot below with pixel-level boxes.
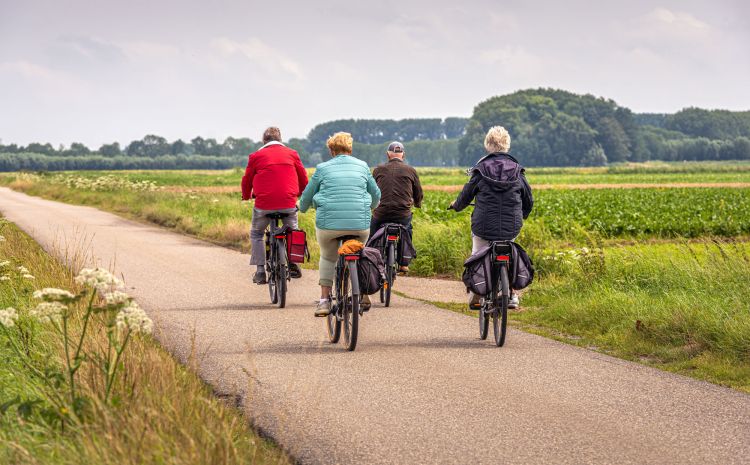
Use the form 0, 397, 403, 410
170, 139, 189, 155
25, 142, 56, 156
98, 142, 122, 157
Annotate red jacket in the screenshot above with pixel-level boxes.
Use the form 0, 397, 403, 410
241, 142, 309, 210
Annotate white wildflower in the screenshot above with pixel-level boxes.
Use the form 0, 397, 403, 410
75, 268, 123, 292
33, 288, 75, 302
30, 301, 66, 323
0, 307, 18, 327
0, 276, 10, 282
17, 266, 29, 274
115, 301, 153, 335
0, 235, 5, 242
103, 290, 131, 305
211, 198, 219, 203
23, 274, 35, 280
0, 260, 10, 267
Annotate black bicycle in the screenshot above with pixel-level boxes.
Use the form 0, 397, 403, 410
477, 241, 513, 347
378, 225, 401, 307
264, 212, 291, 308
326, 235, 362, 351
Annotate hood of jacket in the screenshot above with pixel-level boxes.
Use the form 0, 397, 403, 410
471, 152, 523, 192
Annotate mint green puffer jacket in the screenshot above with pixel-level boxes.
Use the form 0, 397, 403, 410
299, 155, 381, 231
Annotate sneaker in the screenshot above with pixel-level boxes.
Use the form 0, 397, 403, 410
314, 299, 331, 317
398, 265, 409, 274
252, 270, 267, 285
289, 263, 302, 279
360, 294, 371, 312
508, 293, 519, 309
469, 293, 482, 310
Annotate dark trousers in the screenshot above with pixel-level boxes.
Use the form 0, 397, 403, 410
369, 213, 413, 266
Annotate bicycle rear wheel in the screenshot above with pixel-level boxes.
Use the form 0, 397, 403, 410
384, 243, 394, 307
268, 267, 278, 304
276, 264, 287, 308
342, 263, 360, 351
492, 265, 509, 347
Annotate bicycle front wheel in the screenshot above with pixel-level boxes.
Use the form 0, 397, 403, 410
492, 265, 509, 347
342, 262, 360, 351
384, 243, 394, 307
479, 300, 489, 340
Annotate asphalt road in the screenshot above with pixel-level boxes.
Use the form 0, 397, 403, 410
1, 187, 748, 465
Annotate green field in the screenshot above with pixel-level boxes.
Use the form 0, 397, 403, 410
2, 161, 750, 391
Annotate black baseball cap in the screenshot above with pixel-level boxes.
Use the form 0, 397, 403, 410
387, 141, 404, 153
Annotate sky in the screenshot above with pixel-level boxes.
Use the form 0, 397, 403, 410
1, 0, 748, 148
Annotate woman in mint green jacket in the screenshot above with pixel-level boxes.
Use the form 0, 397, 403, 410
299, 132, 381, 316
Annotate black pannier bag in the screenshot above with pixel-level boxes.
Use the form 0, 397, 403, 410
510, 242, 534, 290
366, 223, 417, 265
462, 245, 492, 295
357, 246, 386, 295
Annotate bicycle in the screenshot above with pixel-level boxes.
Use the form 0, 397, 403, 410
378, 224, 401, 307
326, 235, 363, 351
477, 241, 512, 347
264, 212, 292, 308
448, 202, 512, 347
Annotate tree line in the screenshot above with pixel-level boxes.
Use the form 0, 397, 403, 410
2, 90, 750, 170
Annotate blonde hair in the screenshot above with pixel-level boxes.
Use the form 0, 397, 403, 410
484, 126, 511, 153
327, 132, 353, 155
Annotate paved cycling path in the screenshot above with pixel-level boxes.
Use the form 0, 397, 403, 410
1, 187, 748, 465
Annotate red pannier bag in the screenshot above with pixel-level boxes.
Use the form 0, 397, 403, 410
286, 229, 309, 263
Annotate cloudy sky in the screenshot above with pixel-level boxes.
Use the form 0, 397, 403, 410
1, 0, 748, 147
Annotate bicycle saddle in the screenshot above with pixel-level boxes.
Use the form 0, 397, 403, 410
265, 212, 291, 219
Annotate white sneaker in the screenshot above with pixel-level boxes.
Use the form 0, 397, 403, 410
314, 299, 332, 317
508, 293, 519, 309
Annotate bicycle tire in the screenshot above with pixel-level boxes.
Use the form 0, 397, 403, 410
326, 311, 341, 343
493, 265, 509, 347
385, 243, 394, 307
342, 263, 359, 351
276, 239, 288, 309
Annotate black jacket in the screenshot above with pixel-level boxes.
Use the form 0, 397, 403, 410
453, 152, 533, 241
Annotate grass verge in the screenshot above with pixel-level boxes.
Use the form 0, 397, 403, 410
0, 219, 290, 464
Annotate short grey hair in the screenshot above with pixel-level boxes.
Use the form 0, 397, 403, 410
484, 126, 511, 153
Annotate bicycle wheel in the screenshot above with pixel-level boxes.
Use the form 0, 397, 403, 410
326, 308, 341, 343
492, 265, 509, 347
275, 239, 288, 308
384, 243, 394, 307
479, 299, 489, 340
342, 263, 359, 351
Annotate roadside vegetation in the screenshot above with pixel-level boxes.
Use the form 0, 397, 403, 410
0, 219, 289, 465
2, 162, 749, 392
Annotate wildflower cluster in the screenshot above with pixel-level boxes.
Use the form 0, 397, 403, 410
30, 301, 66, 323
33, 288, 75, 301
116, 301, 153, 335
74, 267, 123, 292
0, 259, 10, 282
52, 174, 160, 192
0, 307, 18, 327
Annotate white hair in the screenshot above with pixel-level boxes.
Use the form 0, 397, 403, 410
484, 126, 511, 153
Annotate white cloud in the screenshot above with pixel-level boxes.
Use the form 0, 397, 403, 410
211, 37, 305, 85
478, 46, 544, 78
635, 7, 712, 42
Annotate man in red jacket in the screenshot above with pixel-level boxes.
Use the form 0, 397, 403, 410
241, 127, 309, 284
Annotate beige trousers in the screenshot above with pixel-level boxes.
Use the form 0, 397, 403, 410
315, 228, 370, 286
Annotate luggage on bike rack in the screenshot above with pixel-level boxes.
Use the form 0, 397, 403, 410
462, 245, 492, 295
357, 247, 386, 295
284, 228, 309, 263
510, 242, 534, 289
366, 223, 416, 265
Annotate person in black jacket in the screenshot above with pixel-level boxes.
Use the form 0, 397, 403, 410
450, 126, 533, 309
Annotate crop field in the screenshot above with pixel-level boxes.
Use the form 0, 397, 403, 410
2, 161, 750, 391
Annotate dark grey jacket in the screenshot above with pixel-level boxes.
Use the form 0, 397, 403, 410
453, 152, 533, 241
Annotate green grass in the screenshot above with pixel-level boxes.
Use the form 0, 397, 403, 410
0, 219, 290, 464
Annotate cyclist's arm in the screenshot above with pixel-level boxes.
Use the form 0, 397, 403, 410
366, 171, 381, 209
293, 152, 309, 196
412, 168, 423, 209
521, 171, 533, 219
452, 171, 480, 212
298, 168, 321, 212
241, 155, 256, 201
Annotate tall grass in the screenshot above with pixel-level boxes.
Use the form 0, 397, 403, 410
519, 240, 750, 392
0, 220, 289, 464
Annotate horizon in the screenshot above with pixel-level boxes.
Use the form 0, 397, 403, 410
1, 0, 748, 147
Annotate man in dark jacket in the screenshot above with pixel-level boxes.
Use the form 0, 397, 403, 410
450, 126, 533, 308
370, 141, 423, 272
242, 127, 308, 284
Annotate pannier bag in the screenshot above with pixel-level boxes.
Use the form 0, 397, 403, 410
365, 223, 417, 265
286, 229, 309, 264
357, 246, 386, 295
462, 245, 492, 295
510, 242, 534, 290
